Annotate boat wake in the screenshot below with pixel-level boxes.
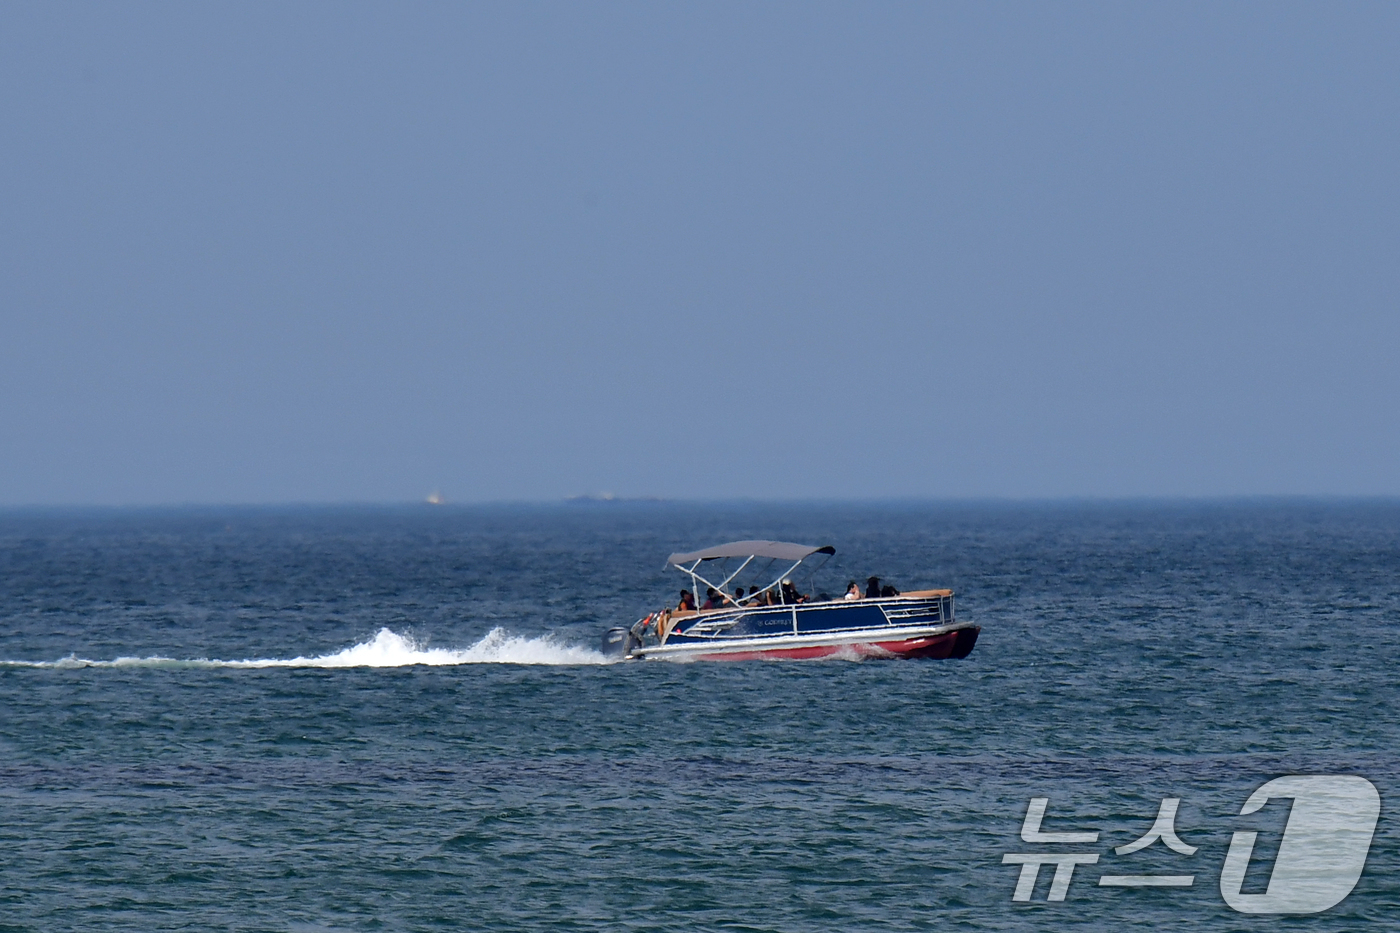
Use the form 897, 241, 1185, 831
0, 627, 613, 670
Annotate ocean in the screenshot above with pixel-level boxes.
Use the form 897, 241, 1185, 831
1, 500, 1396, 930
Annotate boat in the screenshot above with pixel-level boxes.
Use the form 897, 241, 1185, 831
601, 540, 980, 661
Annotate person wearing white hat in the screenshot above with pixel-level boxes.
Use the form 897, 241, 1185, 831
781, 578, 807, 604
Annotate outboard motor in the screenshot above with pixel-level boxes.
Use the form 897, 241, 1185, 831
600, 626, 636, 659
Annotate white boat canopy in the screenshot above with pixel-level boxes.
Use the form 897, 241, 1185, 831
665, 541, 836, 604
666, 540, 835, 566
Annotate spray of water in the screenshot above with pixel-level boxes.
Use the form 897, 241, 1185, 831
1, 627, 613, 670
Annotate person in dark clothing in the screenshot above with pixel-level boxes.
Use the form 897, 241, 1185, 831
781, 579, 808, 604
677, 589, 696, 612
865, 576, 881, 599
701, 587, 722, 610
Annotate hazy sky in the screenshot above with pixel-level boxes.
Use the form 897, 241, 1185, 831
2, 2, 1397, 504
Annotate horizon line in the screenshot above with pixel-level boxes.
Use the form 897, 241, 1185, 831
2, 493, 1400, 512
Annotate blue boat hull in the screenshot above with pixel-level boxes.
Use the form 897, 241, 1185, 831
630, 594, 979, 661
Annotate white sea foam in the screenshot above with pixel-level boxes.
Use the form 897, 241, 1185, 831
1, 627, 612, 670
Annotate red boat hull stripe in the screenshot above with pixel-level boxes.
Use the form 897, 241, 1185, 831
686, 628, 978, 662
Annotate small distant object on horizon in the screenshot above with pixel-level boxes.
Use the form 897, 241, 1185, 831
425, 491, 444, 505
566, 493, 668, 504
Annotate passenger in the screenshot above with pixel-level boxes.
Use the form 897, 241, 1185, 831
732, 586, 745, 606
881, 584, 900, 597
865, 576, 881, 599
701, 587, 722, 610
765, 588, 779, 606
844, 581, 861, 600
780, 579, 807, 604
677, 589, 696, 613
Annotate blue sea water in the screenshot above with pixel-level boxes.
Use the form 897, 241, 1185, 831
1, 500, 1397, 931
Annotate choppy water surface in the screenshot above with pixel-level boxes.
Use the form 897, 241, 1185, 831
1, 501, 1397, 931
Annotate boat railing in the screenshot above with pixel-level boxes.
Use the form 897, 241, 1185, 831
660, 593, 955, 640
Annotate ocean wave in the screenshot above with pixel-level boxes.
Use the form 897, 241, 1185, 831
1, 627, 613, 670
